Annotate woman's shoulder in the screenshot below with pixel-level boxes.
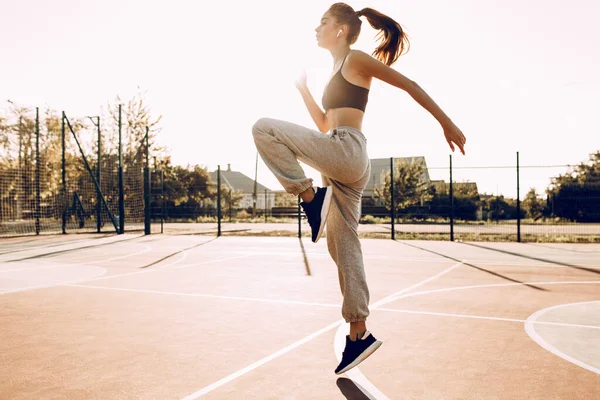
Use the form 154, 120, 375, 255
346, 49, 378, 77
346, 49, 375, 67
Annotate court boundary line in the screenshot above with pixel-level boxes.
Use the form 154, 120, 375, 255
55, 280, 600, 327
525, 301, 600, 375
82, 253, 255, 283
391, 280, 600, 303
65, 284, 342, 308
0, 234, 116, 255
0, 253, 255, 295
0, 245, 153, 273
0, 266, 108, 294
377, 308, 600, 330
140, 237, 218, 269
180, 320, 345, 400
2, 234, 145, 263
332, 261, 463, 400
181, 261, 463, 400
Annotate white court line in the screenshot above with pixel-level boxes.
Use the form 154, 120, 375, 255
333, 278, 600, 399
0, 267, 108, 295
376, 308, 600, 330
389, 280, 600, 302
181, 261, 463, 400
61, 282, 600, 333
180, 320, 344, 400
0, 235, 138, 255
69, 244, 153, 265
0, 253, 252, 295
68, 253, 251, 283
157, 251, 188, 268
0, 238, 98, 255
525, 301, 600, 375
370, 262, 464, 309
0, 245, 153, 272
65, 284, 341, 308
0, 234, 144, 262
332, 261, 463, 400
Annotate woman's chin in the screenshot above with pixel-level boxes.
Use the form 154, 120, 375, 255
316, 40, 328, 49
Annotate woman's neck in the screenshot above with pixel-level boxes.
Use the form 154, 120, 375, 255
330, 46, 351, 66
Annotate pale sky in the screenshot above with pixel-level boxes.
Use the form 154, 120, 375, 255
1, 0, 599, 198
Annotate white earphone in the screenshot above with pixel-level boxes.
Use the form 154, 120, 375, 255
337, 29, 342, 38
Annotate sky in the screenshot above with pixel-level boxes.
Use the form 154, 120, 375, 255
1, 0, 599, 198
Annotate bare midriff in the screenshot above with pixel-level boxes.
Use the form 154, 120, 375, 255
326, 107, 365, 133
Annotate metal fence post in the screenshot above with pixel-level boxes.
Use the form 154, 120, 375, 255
144, 126, 151, 235
517, 151, 521, 242
390, 157, 395, 240
264, 188, 268, 223
160, 169, 164, 234
217, 165, 221, 237
118, 104, 125, 234
450, 154, 454, 242
61, 111, 66, 234
298, 195, 301, 239
35, 107, 40, 235
96, 117, 101, 233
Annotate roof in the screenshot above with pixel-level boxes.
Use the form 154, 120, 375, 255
209, 166, 271, 193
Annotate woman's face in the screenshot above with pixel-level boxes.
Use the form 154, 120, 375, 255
315, 12, 341, 48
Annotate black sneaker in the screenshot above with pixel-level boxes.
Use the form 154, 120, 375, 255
300, 186, 332, 243
335, 331, 382, 375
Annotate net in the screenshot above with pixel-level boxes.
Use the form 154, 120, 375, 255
0, 105, 147, 237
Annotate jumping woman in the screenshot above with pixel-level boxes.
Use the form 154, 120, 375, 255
252, 2, 466, 374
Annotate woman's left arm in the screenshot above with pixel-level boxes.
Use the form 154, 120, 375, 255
352, 51, 466, 155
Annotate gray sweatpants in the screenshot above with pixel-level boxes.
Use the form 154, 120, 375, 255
252, 118, 371, 322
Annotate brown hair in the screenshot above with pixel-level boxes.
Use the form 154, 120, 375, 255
327, 3, 409, 66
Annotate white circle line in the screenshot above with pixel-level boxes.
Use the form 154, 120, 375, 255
524, 301, 600, 375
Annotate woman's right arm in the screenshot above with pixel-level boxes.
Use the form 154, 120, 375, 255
296, 72, 330, 133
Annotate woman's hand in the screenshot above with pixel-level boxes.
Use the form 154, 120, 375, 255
443, 122, 467, 155
295, 69, 308, 91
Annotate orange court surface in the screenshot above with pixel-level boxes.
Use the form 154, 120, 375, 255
1, 233, 599, 399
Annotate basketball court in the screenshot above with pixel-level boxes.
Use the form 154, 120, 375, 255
1, 234, 599, 399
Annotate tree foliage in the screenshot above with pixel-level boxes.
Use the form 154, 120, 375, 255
376, 159, 434, 213
522, 188, 545, 220
546, 151, 600, 222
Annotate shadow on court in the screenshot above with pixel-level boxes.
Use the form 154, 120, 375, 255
461, 241, 600, 275
298, 238, 312, 276
336, 378, 371, 399
397, 240, 548, 291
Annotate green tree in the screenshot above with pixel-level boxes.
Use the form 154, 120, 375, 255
106, 91, 165, 170
221, 186, 244, 222
275, 192, 297, 207
376, 159, 434, 214
522, 188, 544, 220
480, 195, 522, 221
161, 162, 214, 220
546, 151, 600, 222
429, 182, 481, 220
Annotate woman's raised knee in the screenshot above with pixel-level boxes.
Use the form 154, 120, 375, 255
252, 117, 274, 138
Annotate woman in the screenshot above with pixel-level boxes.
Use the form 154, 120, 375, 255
252, 3, 466, 375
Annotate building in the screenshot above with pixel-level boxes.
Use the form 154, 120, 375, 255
208, 164, 275, 211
